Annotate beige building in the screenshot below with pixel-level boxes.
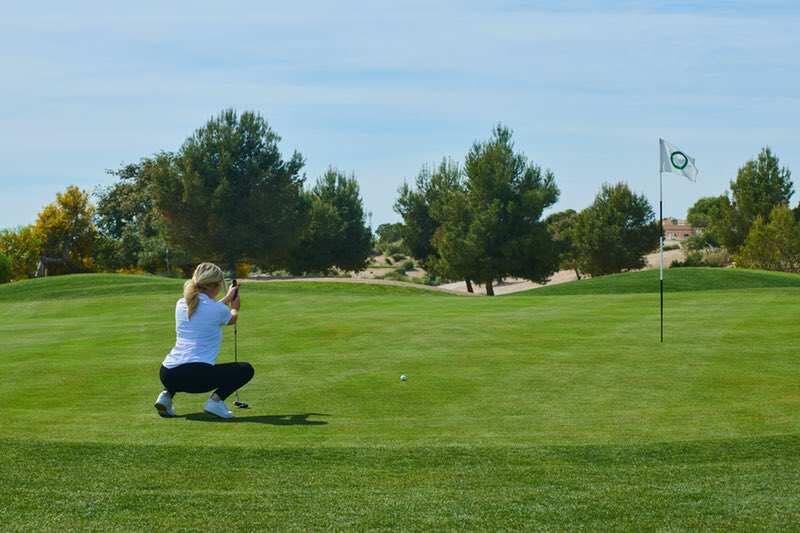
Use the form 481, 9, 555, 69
662, 219, 696, 241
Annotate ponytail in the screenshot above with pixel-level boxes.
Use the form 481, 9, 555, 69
183, 279, 201, 319
184, 262, 225, 319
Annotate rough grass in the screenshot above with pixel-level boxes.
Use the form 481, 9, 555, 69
1, 269, 799, 530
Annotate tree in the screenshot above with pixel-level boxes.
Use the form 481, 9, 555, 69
149, 109, 307, 271
394, 168, 439, 265
446, 125, 560, 295
545, 209, 581, 279
375, 223, 404, 248
395, 158, 464, 267
686, 194, 744, 250
737, 204, 800, 272
34, 186, 96, 275
729, 147, 793, 249
429, 181, 479, 292
0, 225, 43, 280
95, 162, 191, 273
288, 169, 372, 274
573, 182, 659, 276
396, 158, 482, 290
0, 252, 11, 284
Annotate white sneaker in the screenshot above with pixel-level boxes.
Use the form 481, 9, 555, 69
154, 391, 176, 417
203, 398, 234, 419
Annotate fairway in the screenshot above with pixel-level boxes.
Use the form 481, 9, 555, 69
2, 268, 799, 530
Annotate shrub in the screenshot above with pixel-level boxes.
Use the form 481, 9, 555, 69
672, 247, 731, 268
396, 259, 416, 273
235, 262, 253, 279
383, 241, 405, 257
377, 270, 409, 282
702, 248, 732, 268
422, 273, 441, 286
736, 205, 800, 273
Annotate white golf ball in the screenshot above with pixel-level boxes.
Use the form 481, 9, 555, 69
400, 374, 408, 381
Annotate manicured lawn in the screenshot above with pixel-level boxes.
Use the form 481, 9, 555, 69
1, 269, 798, 530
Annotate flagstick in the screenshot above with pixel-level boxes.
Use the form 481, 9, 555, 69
659, 169, 664, 343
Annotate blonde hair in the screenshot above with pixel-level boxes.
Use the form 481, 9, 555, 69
184, 262, 225, 319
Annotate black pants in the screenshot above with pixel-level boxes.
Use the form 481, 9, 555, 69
160, 362, 254, 401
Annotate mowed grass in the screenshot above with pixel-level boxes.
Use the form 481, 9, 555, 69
1, 268, 799, 530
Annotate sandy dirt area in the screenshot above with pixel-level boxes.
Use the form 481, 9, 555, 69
247, 245, 685, 296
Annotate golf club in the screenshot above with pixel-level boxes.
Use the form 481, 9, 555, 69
231, 278, 249, 409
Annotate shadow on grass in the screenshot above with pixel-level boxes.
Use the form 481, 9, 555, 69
181, 412, 329, 425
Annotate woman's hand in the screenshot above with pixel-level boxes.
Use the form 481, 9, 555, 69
222, 285, 238, 305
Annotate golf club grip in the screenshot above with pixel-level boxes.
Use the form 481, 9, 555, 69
231, 278, 239, 300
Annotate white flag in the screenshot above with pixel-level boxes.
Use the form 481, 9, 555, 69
660, 138, 698, 181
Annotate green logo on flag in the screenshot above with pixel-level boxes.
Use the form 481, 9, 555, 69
670, 151, 688, 170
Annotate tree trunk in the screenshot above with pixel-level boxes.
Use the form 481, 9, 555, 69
465, 278, 474, 293
574, 268, 582, 280
485, 280, 494, 296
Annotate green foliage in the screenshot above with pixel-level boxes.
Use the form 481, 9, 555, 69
149, 109, 306, 270
34, 186, 97, 275
95, 163, 192, 274
736, 204, 800, 272
0, 252, 11, 283
687, 148, 793, 255
545, 209, 581, 278
682, 232, 718, 252
375, 269, 409, 282
731, 147, 793, 237
375, 223, 404, 246
672, 247, 731, 268
421, 272, 441, 286
288, 169, 372, 274
0, 225, 43, 280
688, 196, 724, 231
573, 182, 659, 276
435, 127, 560, 294
382, 241, 405, 257
394, 158, 461, 268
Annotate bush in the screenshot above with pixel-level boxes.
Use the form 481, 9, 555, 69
736, 205, 800, 273
0, 225, 42, 279
376, 270, 409, 282
672, 247, 731, 268
663, 243, 680, 251
397, 259, 416, 273
702, 248, 732, 268
235, 262, 253, 279
391, 252, 406, 262
0, 252, 11, 283
382, 241, 406, 257
422, 273, 441, 286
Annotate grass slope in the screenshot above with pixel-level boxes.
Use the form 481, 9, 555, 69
520, 266, 800, 296
1, 269, 799, 530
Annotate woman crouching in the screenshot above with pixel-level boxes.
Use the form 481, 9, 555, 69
154, 262, 254, 419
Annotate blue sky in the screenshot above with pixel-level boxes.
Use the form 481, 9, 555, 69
1, 1, 798, 229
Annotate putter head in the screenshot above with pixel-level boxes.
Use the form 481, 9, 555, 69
234, 401, 250, 409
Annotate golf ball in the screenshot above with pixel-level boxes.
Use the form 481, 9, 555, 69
400, 374, 408, 381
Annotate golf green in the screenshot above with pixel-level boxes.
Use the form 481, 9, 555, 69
1, 268, 799, 530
